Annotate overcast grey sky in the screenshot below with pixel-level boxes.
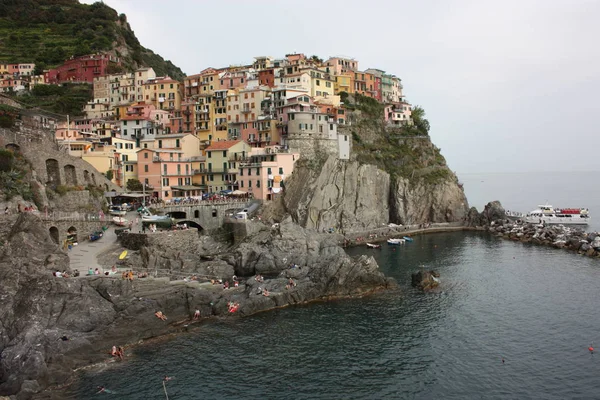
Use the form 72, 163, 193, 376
85, 0, 600, 173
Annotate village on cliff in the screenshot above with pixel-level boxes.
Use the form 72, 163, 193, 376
1, 53, 413, 201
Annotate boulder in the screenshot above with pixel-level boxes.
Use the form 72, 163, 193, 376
411, 270, 440, 291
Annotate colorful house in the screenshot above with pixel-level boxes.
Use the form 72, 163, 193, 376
46, 54, 121, 84
199, 140, 250, 194
137, 134, 202, 199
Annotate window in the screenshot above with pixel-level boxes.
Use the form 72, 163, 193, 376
164, 191, 169, 197
330, 124, 334, 130
158, 140, 162, 148
123, 129, 127, 135
144, 165, 149, 172
278, 167, 283, 175
257, 180, 261, 188
144, 152, 148, 159
208, 152, 212, 158
223, 151, 227, 157
267, 167, 272, 175
248, 168, 252, 176
162, 178, 169, 186
176, 139, 180, 147
344, 135, 348, 141
212, 209, 217, 217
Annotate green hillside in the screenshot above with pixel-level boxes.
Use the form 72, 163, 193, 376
0, 0, 185, 80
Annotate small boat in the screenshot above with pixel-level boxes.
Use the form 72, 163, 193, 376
109, 207, 126, 216
112, 216, 129, 227
402, 237, 413, 242
366, 243, 381, 249
387, 238, 405, 245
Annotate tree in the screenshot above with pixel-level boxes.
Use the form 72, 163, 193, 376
411, 106, 430, 135
105, 170, 114, 181
126, 178, 143, 192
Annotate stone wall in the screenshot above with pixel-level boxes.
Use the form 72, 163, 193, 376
119, 229, 199, 251
287, 134, 340, 160
0, 125, 120, 198
44, 220, 106, 245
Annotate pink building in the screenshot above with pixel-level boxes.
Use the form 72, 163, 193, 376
237, 147, 300, 201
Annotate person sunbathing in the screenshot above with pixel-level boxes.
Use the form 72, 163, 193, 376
155, 311, 167, 321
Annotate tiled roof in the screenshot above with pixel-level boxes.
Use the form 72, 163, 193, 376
205, 140, 242, 151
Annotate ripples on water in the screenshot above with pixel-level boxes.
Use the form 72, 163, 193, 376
66, 233, 600, 399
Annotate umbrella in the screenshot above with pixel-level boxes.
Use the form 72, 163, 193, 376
231, 190, 247, 196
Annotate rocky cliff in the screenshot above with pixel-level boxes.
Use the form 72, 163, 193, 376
279, 154, 468, 233
275, 95, 468, 233
0, 214, 395, 399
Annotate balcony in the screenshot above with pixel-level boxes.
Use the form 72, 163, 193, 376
161, 172, 193, 177
260, 136, 272, 142
241, 108, 251, 114
205, 167, 228, 174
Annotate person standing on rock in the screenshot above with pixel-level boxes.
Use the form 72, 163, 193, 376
193, 309, 200, 320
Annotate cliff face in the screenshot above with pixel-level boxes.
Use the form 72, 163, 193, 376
282, 157, 390, 232
390, 176, 468, 225
281, 156, 468, 233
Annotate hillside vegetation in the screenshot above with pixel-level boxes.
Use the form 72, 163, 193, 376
341, 93, 454, 185
0, 0, 185, 80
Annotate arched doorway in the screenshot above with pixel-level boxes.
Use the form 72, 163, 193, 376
168, 211, 187, 219
49, 226, 59, 244
64, 164, 77, 186
179, 220, 203, 232
5, 143, 20, 152
84, 170, 91, 184
45, 159, 61, 186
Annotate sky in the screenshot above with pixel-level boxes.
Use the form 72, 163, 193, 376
84, 0, 600, 174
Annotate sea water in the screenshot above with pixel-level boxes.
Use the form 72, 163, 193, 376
64, 172, 600, 399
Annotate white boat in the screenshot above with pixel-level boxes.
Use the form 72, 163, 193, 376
109, 207, 126, 216
366, 243, 381, 249
524, 204, 590, 225
387, 238, 405, 245
112, 217, 129, 227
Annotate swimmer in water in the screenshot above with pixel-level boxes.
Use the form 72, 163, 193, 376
164, 376, 172, 381
501, 357, 505, 364
589, 346, 594, 354
96, 386, 106, 394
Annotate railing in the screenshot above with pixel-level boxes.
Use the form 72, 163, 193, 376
37, 210, 110, 222
162, 172, 193, 177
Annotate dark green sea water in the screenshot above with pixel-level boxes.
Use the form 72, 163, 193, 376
65, 232, 600, 399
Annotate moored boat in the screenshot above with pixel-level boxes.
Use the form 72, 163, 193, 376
141, 214, 171, 222
524, 204, 590, 225
366, 243, 381, 249
109, 207, 126, 216
403, 237, 413, 242
112, 217, 129, 227
387, 238, 405, 245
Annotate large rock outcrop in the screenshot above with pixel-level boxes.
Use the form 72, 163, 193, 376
281, 156, 468, 233
466, 201, 506, 227
0, 214, 395, 399
390, 176, 468, 225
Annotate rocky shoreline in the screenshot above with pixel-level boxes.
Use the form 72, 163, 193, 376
0, 214, 396, 400
468, 201, 600, 258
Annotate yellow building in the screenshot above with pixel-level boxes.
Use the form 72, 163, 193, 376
198, 140, 250, 193
112, 137, 138, 187
82, 142, 116, 179
143, 78, 182, 111
335, 74, 352, 95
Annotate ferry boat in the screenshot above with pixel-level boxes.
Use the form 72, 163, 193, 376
524, 204, 590, 225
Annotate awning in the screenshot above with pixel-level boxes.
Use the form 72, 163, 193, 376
232, 190, 247, 195
272, 187, 282, 193
171, 185, 203, 191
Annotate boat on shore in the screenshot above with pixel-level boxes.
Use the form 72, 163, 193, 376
387, 238, 405, 245
523, 204, 590, 225
366, 243, 381, 249
109, 206, 126, 216
112, 217, 129, 227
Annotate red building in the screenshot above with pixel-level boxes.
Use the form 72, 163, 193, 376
46, 54, 121, 84
258, 69, 275, 87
